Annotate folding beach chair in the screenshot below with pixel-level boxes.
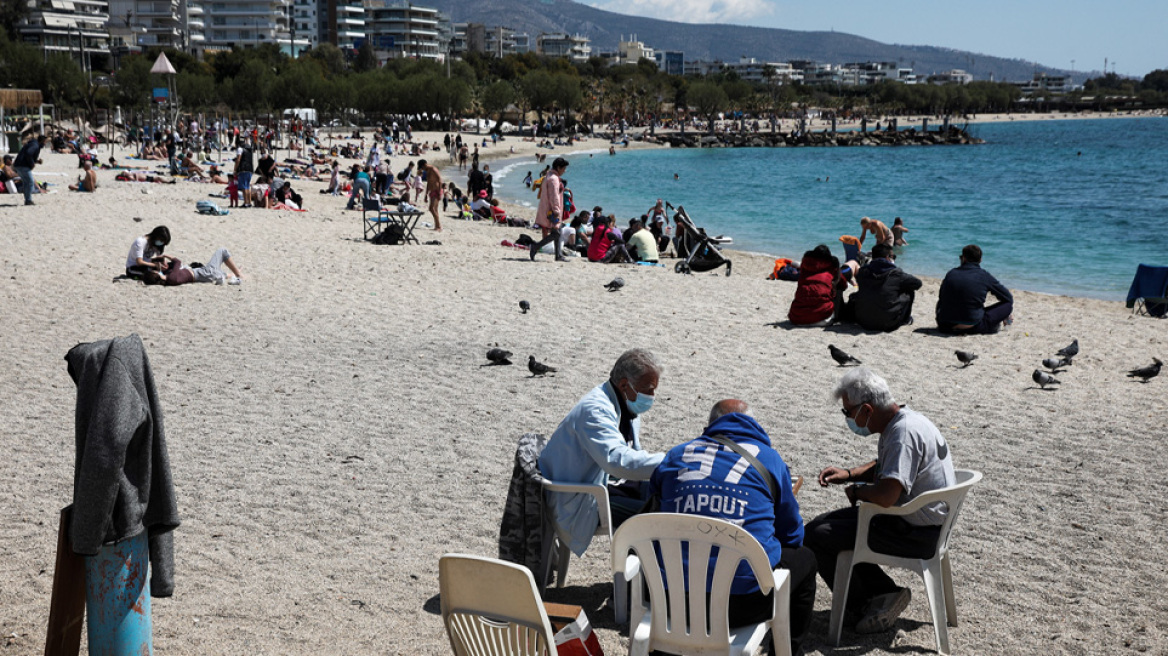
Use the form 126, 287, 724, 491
839, 235, 867, 266
1126, 264, 1168, 318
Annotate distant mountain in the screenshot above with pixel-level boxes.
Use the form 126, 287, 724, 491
429, 0, 1084, 83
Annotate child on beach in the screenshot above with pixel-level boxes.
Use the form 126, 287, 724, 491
892, 217, 909, 246
227, 174, 239, 207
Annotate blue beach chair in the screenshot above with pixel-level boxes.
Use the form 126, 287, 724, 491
1126, 264, 1168, 317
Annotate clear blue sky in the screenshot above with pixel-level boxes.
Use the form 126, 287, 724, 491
582, 0, 1166, 77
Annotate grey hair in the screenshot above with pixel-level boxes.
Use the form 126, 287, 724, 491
609, 348, 663, 385
833, 367, 896, 410
708, 400, 751, 425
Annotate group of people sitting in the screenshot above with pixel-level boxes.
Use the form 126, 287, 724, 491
788, 241, 1013, 334
124, 225, 243, 286
526, 158, 675, 264
527, 349, 956, 654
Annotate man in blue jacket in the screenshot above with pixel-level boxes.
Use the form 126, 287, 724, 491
13, 134, 47, 206
935, 244, 1013, 334
539, 348, 665, 558
650, 400, 817, 655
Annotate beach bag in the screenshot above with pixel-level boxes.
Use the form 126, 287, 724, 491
371, 224, 404, 245
515, 233, 535, 247
545, 603, 604, 656
196, 200, 228, 216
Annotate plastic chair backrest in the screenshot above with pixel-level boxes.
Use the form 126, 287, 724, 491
439, 553, 557, 656
613, 514, 777, 653
857, 469, 983, 561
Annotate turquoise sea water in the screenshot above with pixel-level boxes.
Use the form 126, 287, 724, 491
493, 117, 1168, 300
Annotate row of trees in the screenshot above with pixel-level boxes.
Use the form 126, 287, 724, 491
4, 31, 1167, 129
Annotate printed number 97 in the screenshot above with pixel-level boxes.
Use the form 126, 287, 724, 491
676, 443, 758, 484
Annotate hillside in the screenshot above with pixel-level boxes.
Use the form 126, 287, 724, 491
429, 0, 1080, 83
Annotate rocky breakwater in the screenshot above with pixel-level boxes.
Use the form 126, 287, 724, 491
664, 126, 984, 148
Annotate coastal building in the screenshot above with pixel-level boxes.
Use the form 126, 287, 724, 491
928, 69, 974, 85
682, 59, 725, 77
654, 50, 683, 76
449, 23, 527, 58
727, 57, 798, 84
202, 0, 307, 55
536, 32, 590, 62
321, 0, 366, 52
16, 0, 112, 71
1014, 73, 1074, 96
617, 37, 653, 65
363, 0, 451, 61
289, 0, 317, 51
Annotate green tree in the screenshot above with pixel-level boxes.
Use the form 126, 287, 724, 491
686, 81, 728, 134
177, 71, 216, 109
0, 1, 31, 40
480, 80, 515, 131
305, 43, 347, 77
520, 69, 556, 128
354, 41, 377, 73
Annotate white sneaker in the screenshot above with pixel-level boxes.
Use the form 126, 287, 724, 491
228, 277, 241, 285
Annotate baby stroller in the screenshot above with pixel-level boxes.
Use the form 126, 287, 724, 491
672, 206, 733, 276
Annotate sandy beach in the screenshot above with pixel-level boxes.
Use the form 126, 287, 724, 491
1, 132, 1166, 655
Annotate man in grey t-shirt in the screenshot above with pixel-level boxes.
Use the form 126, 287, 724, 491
804, 368, 955, 635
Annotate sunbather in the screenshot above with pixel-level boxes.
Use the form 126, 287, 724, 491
141, 247, 243, 286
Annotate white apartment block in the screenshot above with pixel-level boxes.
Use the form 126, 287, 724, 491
17, 0, 111, 70
536, 32, 590, 62
201, 0, 308, 55
107, 0, 203, 52
363, 0, 449, 61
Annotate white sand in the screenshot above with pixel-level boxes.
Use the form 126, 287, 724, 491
1, 135, 1166, 655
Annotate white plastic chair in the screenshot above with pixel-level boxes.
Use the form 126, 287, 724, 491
828, 469, 984, 654
612, 513, 792, 656
539, 479, 628, 623
439, 553, 558, 656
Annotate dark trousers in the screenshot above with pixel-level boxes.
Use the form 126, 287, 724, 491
940, 300, 1013, 335
532, 229, 562, 258
804, 506, 940, 611
727, 545, 818, 655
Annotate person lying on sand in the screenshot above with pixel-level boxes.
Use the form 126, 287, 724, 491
141, 247, 242, 286
116, 171, 176, 184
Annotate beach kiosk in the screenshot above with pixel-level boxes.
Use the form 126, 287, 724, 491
0, 89, 46, 155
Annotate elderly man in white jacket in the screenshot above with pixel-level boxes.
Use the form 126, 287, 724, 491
538, 348, 665, 557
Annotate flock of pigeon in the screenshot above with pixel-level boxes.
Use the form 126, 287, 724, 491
483, 278, 628, 377
828, 340, 1161, 390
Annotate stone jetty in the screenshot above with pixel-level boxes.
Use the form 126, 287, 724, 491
655, 125, 984, 148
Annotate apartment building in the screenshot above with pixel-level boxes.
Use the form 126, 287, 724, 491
536, 32, 590, 62
201, 0, 308, 55
363, 0, 450, 61
17, 0, 112, 70
107, 0, 203, 53
320, 0, 365, 51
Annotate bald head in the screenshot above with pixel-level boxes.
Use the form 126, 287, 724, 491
708, 399, 750, 425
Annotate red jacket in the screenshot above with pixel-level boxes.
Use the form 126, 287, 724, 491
588, 224, 614, 262
788, 253, 840, 324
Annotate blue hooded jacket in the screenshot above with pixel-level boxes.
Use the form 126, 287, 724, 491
649, 413, 803, 594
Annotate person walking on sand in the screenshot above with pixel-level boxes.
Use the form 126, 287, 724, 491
531, 157, 569, 261
421, 159, 443, 232
13, 134, 48, 206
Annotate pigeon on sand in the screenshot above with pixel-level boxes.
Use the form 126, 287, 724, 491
955, 350, 978, 367
528, 356, 557, 377
484, 349, 513, 366
1033, 369, 1060, 389
829, 345, 861, 367
1127, 358, 1162, 383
